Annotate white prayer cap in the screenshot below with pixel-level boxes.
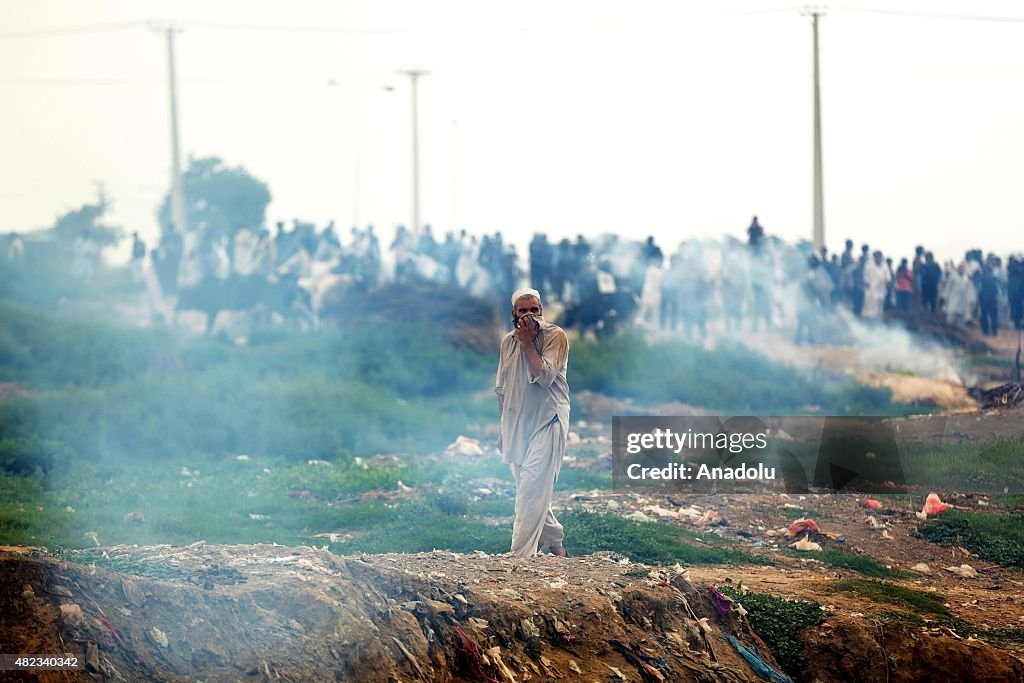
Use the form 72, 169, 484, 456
511, 288, 542, 306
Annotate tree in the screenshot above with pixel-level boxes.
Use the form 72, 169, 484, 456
52, 185, 122, 247
157, 156, 271, 241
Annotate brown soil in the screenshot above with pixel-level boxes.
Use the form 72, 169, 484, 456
2, 540, 1023, 683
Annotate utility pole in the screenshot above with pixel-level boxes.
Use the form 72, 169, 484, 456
809, 9, 825, 251
450, 119, 460, 233
153, 23, 188, 236
399, 70, 429, 235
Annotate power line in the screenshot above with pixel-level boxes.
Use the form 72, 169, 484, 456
0, 77, 390, 87
0, 21, 147, 39
834, 5, 1024, 23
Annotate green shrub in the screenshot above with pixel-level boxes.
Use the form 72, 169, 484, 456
916, 510, 1024, 569
719, 586, 824, 679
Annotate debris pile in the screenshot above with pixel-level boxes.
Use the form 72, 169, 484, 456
0, 545, 781, 682
3, 543, 1022, 682
973, 382, 1024, 409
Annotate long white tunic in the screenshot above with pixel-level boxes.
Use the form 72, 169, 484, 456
863, 260, 891, 318
495, 320, 570, 465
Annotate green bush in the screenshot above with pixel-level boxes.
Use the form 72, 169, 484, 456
719, 586, 824, 679
917, 510, 1024, 569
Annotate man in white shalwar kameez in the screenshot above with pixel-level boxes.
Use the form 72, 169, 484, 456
496, 288, 571, 557
862, 251, 891, 319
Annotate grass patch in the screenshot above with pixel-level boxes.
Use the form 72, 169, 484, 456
560, 509, 771, 566
571, 333, 907, 415
982, 627, 1024, 645
916, 510, 1024, 569
330, 501, 510, 555
786, 549, 908, 578
719, 586, 824, 679
991, 494, 1024, 509
822, 579, 950, 617
556, 468, 612, 491
467, 498, 515, 518
896, 438, 1024, 493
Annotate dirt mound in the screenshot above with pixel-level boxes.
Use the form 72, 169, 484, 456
3, 545, 1023, 682
802, 614, 1023, 683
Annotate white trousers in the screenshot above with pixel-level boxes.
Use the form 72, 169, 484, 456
509, 418, 566, 557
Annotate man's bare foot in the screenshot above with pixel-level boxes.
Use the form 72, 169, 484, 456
549, 545, 568, 557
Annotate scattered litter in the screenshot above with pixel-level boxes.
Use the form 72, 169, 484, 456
707, 585, 733, 616
697, 617, 712, 633
396, 481, 415, 493
446, 435, 484, 456
881, 529, 893, 539
147, 627, 169, 648
123, 512, 145, 523
944, 564, 978, 579
974, 382, 1024, 409
487, 651, 520, 679
568, 659, 582, 674
643, 505, 679, 519
863, 499, 883, 509
235, 454, 250, 462
605, 664, 628, 680
248, 513, 269, 521
59, 603, 83, 626
790, 534, 822, 552
83, 531, 100, 546
64, 506, 75, 513
787, 518, 821, 536
467, 617, 489, 630
121, 577, 146, 607
626, 511, 654, 523
306, 459, 331, 467
695, 509, 718, 526
726, 635, 794, 683
866, 516, 884, 529
452, 627, 495, 683
911, 563, 931, 574
923, 492, 950, 516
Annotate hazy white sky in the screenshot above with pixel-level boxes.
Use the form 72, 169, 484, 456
2, 0, 1022, 262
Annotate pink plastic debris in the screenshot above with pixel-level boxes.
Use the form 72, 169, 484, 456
922, 492, 949, 516
787, 518, 822, 536
863, 499, 883, 510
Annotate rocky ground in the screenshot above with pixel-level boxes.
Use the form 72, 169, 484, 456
2, 539, 1023, 683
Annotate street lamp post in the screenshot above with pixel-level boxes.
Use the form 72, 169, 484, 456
399, 70, 429, 235
809, 9, 825, 251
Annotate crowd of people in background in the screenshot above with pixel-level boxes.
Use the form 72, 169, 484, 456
6, 216, 1023, 341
